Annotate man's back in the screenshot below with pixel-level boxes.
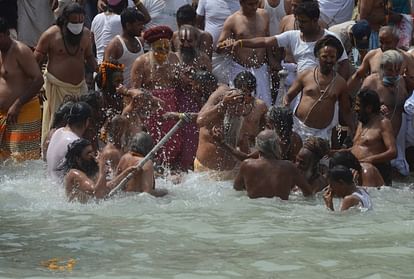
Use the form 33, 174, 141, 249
116, 152, 154, 193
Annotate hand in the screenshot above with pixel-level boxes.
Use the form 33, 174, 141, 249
6, 102, 21, 125
222, 89, 245, 106
211, 126, 224, 144
323, 186, 334, 211
162, 112, 180, 121
217, 38, 241, 53
97, 0, 107, 12
380, 104, 390, 116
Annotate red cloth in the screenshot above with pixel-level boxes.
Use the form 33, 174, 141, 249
143, 26, 173, 44
143, 88, 181, 166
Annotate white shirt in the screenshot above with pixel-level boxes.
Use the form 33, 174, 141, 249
263, 0, 286, 36
196, 0, 240, 49
142, 0, 192, 31
46, 128, 80, 181
275, 29, 348, 73
91, 12, 122, 64
318, 0, 354, 27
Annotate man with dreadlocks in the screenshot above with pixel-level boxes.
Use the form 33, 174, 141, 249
295, 136, 330, 193
284, 35, 355, 144
62, 139, 138, 203
234, 130, 312, 199
35, 2, 97, 146
266, 106, 302, 161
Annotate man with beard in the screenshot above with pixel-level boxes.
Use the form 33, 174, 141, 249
217, 0, 273, 106
116, 132, 168, 197
282, 35, 355, 144
360, 50, 409, 177
103, 7, 146, 88
46, 101, 92, 181
234, 129, 312, 199
348, 26, 414, 93
35, 3, 97, 146
195, 71, 267, 180
350, 89, 397, 185
295, 136, 330, 193
130, 25, 183, 168
0, 17, 44, 161
63, 139, 138, 203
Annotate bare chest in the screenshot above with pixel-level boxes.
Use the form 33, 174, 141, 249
233, 16, 267, 39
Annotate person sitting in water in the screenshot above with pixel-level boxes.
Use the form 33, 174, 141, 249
323, 165, 373, 211
266, 106, 302, 161
350, 89, 397, 186
46, 101, 92, 181
62, 139, 137, 203
233, 129, 312, 199
116, 132, 168, 197
295, 136, 330, 194
330, 151, 384, 188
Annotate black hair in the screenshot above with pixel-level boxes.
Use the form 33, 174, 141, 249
58, 138, 92, 176
0, 17, 8, 34
328, 165, 354, 185
129, 132, 154, 156
121, 7, 145, 29
66, 101, 92, 126
80, 90, 100, 110
329, 151, 362, 171
51, 101, 75, 129
192, 70, 217, 87
107, 0, 128, 15
234, 71, 256, 92
358, 89, 381, 114
176, 4, 196, 25
267, 106, 293, 155
314, 34, 344, 59
294, 1, 320, 20
56, 2, 85, 28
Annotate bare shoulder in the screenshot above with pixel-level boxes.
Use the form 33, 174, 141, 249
380, 116, 393, 130
257, 8, 269, 18
254, 98, 268, 112
15, 40, 33, 55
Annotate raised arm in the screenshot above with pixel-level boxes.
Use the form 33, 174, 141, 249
283, 70, 306, 106
133, 0, 151, 24
131, 55, 145, 88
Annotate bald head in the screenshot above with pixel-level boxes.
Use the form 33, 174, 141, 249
256, 130, 281, 160
379, 26, 399, 51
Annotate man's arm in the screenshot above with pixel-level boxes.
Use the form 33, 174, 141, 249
283, 70, 305, 106
338, 82, 356, 135
84, 29, 98, 72
195, 0, 206, 30
233, 162, 247, 191
361, 118, 397, 164
133, 0, 151, 24
347, 51, 372, 95
340, 195, 361, 211
293, 164, 313, 197
216, 16, 235, 53
103, 38, 122, 62
131, 56, 145, 88
34, 28, 51, 65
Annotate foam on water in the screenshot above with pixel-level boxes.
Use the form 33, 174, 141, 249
1, 160, 414, 278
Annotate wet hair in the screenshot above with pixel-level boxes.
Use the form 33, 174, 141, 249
328, 165, 354, 185
294, 1, 320, 20
121, 7, 145, 29
0, 17, 8, 34
380, 49, 403, 69
56, 2, 85, 28
59, 138, 92, 176
51, 101, 75, 129
267, 106, 293, 144
107, 115, 127, 139
234, 71, 257, 93
107, 0, 128, 15
329, 151, 362, 171
177, 4, 196, 25
66, 101, 92, 126
303, 137, 330, 162
256, 130, 281, 160
314, 35, 344, 59
357, 89, 381, 114
129, 132, 154, 156
379, 25, 400, 41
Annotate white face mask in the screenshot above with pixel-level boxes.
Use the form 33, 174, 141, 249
67, 22, 84, 35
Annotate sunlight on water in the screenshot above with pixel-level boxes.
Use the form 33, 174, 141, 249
1, 160, 414, 278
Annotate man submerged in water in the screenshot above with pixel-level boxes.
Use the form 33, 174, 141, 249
234, 129, 312, 200
323, 165, 373, 211
62, 139, 137, 203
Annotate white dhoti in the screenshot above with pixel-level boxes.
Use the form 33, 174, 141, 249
228, 60, 272, 107
391, 113, 410, 176
42, 72, 88, 145
292, 102, 339, 144
212, 52, 232, 85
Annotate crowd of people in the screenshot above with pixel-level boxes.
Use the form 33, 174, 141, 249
1, 0, 414, 211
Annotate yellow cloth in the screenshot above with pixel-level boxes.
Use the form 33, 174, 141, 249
193, 157, 238, 181
41, 71, 87, 145
0, 97, 41, 161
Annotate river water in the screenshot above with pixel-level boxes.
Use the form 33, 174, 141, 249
1, 160, 414, 278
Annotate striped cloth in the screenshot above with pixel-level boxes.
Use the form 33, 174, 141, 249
0, 97, 41, 161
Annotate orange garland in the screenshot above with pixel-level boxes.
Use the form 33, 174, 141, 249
99, 61, 125, 89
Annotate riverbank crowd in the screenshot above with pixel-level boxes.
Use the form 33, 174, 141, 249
1, 0, 414, 210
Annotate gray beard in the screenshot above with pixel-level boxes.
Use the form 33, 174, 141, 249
223, 112, 244, 147
181, 47, 197, 65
